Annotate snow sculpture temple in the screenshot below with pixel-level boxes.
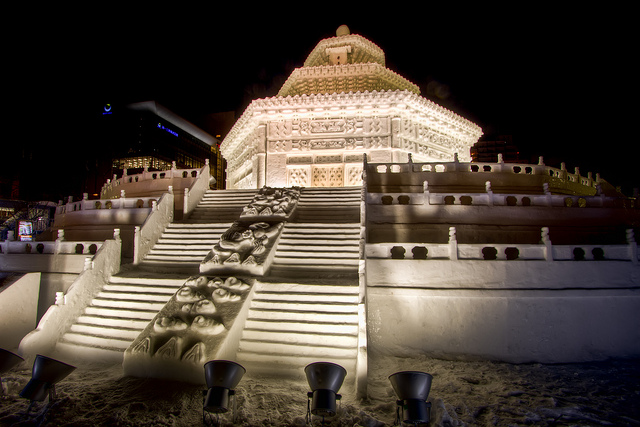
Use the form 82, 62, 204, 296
221, 25, 482, 189
11, 26, 640, 400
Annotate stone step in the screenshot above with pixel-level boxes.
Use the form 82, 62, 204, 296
135, 261, 200, 274
250, 300, 358, 314
300, 188, 361, 195
157, 233, 225, 240
237, 340, 357, 359
248, 308, 359, 323
244, 319, 358, 335
143, 254, 206, 262
102, 283, 179, 294
271, 257, 359, 267
255, 292, 358, 304
284, 222, 361, 229
69, 323, 141, 340
298, 199, 361, 205
279, 230, 360, 238
76, 314, 151, 330
276, 244, 359, 259
241, 329, 358, 347
255, 282, 359, 294
60, 332, 132, 350
55, 341, 124, 364
84, 305, 159, 320
107, 275, 187, 287
92, 298, 166, 311
165, 223, 232, 230
151, 243, 214, 250
95, 290, 173, 302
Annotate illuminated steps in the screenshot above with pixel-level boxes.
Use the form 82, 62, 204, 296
295, 187, 362, 223
236, 280, 360, 377
55, 273, 187, 364
187, 189, 257, 222
270, 223, 361, 276
140, 223, 232, 273
140, 189, 258, 272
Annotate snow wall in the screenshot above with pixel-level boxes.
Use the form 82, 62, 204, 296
366, 259, 640, 363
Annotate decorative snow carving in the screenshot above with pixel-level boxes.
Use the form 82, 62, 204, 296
123, 275, 254, 384
240, 186, 300, 219
200, 221, 284, 275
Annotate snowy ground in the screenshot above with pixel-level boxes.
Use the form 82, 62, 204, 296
1, 353, 639, 426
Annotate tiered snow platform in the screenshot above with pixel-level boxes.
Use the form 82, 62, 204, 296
53, 187, 364, 370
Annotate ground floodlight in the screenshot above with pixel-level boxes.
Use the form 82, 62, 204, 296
202, 360, 245, 425
389, 371, 433, 425
19, 355, 76, 403
0, 348, 24, 396
305, 362, 347, 421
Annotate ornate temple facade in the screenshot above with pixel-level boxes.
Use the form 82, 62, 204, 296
221, 27, 483, 189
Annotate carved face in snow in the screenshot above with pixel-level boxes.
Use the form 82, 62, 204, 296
184, 276, 199, 287
207, 278, 224, 290
222, 276, 250, 293
212, 287, 241, 303
176, 286, 205, 303
192, 298, 217, 314
191, 315, 225, 335
154, 316, 188, 333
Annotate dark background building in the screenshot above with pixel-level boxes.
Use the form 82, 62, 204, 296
90, 101, 226, 197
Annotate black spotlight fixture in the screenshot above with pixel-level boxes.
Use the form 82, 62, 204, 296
202, 360, 245, 425
389, 371, 433, 426
0, 348, 24, 396
305, 362, 347, 424
19, 354, 76, 422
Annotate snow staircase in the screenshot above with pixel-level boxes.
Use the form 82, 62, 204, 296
236, 278, 360, 378
138, 189, 257, 273
294, 187, 361, 223
269, 187, 362, 278
55, 273, 187, 363
270, 223, 361, 278
54, 189, 259, 363
236, 187, 363, 377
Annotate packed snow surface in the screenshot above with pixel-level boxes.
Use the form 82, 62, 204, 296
1, 353, 639, 426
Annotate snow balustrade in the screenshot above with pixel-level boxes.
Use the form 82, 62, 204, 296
56, 194, 159, 215
99, 164, 204, 199
365, 227, 639, 263
0, 230, 103, 256
367, 186, 629, 208
18, 229, 122, 360
370, 154, 602, 191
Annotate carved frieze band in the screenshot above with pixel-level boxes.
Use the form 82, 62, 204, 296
267, 117, 386, 139
270, 136, 389, 152
287, 153, 367, 165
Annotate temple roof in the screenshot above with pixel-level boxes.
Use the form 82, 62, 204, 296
278, 26, 420, 97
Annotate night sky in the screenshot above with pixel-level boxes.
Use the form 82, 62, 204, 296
7, 8, 638, 199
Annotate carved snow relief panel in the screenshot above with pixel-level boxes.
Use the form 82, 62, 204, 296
345, 164, 364, 186
240, 187, 300, 219
123, 275, 253, 384
288, 166, 311, 187
312, 165, 344, 187
200, 187, 300, 275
